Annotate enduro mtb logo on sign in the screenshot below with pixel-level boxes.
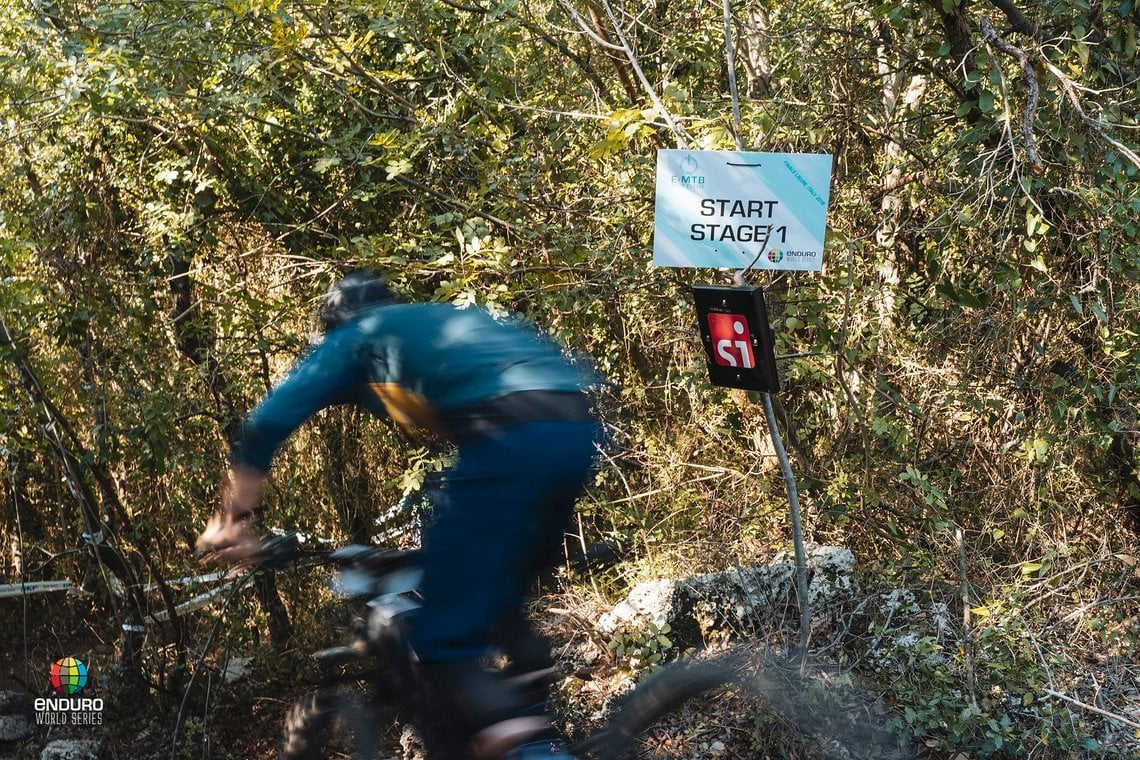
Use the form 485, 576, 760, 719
707, 313, 755, 369
35, 657, 103, 726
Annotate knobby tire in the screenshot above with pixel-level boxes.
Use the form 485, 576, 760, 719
280, 687, 380, 760
571, 659, 743, 760
280, 659, 746, 760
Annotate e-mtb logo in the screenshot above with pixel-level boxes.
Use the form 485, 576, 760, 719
670, 154, 705, 186
35, 658, 103, 726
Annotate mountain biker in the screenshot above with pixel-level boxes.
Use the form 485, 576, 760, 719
197, 269, 600, 760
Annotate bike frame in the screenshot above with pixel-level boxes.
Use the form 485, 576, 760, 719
261, 532, 749, 760
263, 533, 489, 758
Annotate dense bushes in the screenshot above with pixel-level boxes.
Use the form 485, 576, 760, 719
1, 1, 1137, 755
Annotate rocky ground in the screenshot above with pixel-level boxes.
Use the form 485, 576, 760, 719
12, 545, 1137, 759
1, 546, 908, 759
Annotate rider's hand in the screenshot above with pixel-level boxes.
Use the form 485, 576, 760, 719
196, 465, 267, 566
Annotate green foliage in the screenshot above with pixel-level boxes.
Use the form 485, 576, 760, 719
861, 583, 1130, 756
0, 0, 1138, 755
608, 621, 674, 677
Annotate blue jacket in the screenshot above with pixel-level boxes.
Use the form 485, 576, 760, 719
232, 303, 594, 472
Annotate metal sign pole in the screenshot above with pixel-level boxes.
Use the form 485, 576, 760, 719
648, 3, 824, 658
721, 0, 812, 657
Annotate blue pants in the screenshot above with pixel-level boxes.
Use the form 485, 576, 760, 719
410, 420, 599, 664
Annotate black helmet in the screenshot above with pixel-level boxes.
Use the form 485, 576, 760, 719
318, 269, 395, 332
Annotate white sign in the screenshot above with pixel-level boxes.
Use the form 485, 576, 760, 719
653, 150, 832, 271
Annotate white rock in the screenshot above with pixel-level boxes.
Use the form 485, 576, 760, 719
0, 712, 32, 742
599, 545, 858, 646
40, 739, 101, 760
223, 656, 254, 684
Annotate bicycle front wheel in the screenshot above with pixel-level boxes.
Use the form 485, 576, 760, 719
280, 687, 381, 760
571, 658, 753, 760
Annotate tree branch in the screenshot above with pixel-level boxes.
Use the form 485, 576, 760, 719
1041, 60, 1140, 171
980, 16, 1043, 172
986, 0, 1137, 83
561, 0, 688, 147
1043, 688, 1140, 732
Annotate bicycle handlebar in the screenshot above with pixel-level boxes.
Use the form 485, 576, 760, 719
255, 532, 308, 570
253, 532, 421, 577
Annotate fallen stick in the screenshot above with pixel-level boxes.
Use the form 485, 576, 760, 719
1044, 688, 1140, 731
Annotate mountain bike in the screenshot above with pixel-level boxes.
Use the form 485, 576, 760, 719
253, 532, 762, 760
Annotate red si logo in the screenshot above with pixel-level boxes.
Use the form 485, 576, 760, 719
707, 313, 755, 369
